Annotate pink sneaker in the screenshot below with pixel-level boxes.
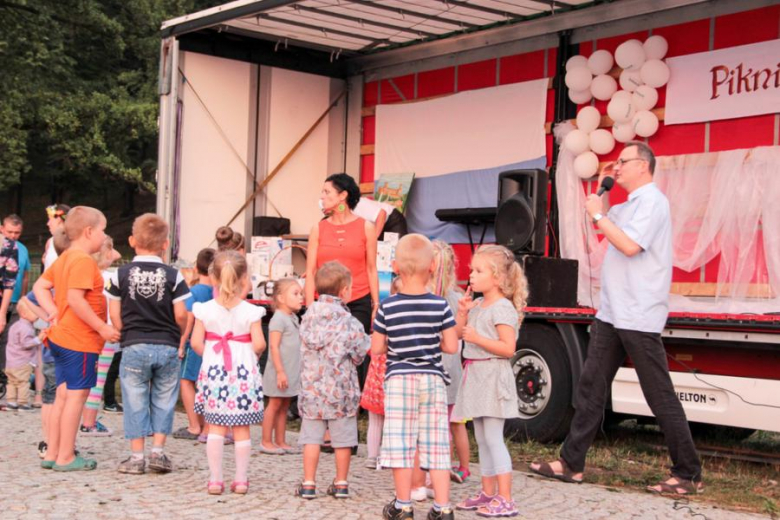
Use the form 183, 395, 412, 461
456, 490, 496, 511
476, 495, 519, 517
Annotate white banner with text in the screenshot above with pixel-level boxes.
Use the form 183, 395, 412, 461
665, 39, 780, 125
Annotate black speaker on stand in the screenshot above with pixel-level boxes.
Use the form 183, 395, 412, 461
496, 169, 548, 256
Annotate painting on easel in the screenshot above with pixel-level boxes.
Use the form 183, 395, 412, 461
373, 172, 415, 213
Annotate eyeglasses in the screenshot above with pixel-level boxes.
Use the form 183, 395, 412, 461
615, 158, 646, 167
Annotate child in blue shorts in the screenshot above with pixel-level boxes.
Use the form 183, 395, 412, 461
174, 247, 215, 441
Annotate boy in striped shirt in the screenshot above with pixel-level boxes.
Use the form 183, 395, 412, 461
372, 234, 459, 520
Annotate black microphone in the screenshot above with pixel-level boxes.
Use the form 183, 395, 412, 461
597, 176, 615, 196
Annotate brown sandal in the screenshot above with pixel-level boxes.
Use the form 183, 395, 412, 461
646, 476, 704, 495
529, 458, 583, 484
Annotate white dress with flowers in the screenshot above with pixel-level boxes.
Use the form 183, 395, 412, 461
193, 300, 266, 426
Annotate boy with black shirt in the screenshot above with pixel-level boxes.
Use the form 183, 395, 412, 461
106, 214, 190, 474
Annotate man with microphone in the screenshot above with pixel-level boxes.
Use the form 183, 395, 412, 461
530, 141, 703, 495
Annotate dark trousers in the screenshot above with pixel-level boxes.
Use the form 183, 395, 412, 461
103, 350, 122, 406
560, 319, 702, 481
347, 293, 372, 390
0, 305, 19, 372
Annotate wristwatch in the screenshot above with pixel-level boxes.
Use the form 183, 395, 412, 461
592, 213, 604, 224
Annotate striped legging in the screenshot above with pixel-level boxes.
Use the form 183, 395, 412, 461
85, 342, 119, 410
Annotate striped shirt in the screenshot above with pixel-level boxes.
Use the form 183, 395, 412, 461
373, 292, 455, 383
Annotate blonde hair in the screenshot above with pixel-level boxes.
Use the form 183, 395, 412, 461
272, 277, 299, 311
215, 226, 245, 252
473, 245, 528, 323
315, 261, 351, 297
16, 298, 36, 322
92, 236, 116, 270
132, 213, 168, 253
209, 250, 247, 302
64, 206, 105, 241
394, 234, 434, 276
431, 240, 461, 297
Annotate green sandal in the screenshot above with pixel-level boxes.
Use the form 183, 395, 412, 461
53, 455, 98, 472
41, 460, 55, 470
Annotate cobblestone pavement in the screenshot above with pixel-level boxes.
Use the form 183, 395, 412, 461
0, 410, 768, 519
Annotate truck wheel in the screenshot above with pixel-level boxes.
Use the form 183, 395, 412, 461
504, 324, 575, 444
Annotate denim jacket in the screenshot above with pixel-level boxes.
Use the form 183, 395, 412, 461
298, 295, 368, 420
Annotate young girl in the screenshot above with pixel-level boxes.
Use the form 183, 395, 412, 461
261, 278, 303, 454
453, 245, 527, 517
191, 251, 267, 495
80, 236, 122, 435
359, 276, 402, 470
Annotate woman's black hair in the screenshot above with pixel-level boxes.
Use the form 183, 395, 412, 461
325, 173, 361, 210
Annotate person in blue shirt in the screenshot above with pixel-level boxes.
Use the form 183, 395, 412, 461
173, 248, 216, 441
0, 215, 26, 389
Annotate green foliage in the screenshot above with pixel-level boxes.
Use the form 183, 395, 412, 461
0, 0, 221, 195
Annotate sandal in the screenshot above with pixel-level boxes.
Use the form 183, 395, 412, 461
52, 455, 98, 472
326, 480, 349, 499
207, 481, 225, 495
646, 476, 704, 495
528, 458, 583, 484
231, 481, 249, 494
476, 496, 519, 517
172, 427, 200, 440
295, 482, 317, 499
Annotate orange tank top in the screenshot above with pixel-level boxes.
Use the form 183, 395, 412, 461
317, 218, 370, 302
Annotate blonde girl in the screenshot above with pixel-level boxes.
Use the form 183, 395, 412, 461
261, 278, 303, 454
452, 245, 527, 517
191, 251, 267, 495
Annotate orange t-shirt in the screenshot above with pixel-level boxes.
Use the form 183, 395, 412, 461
42, 248, 107, 354
317, 218, 370, 302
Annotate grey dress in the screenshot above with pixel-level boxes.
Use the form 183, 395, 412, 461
263, 311, 301, 398
452, 298, 520, 420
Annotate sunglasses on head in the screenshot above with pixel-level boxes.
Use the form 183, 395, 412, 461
46, 205, 66, 220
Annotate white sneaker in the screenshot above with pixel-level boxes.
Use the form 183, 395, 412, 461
411, 486, 428, 502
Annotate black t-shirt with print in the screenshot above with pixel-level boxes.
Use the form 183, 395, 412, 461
105, 256, 191, 348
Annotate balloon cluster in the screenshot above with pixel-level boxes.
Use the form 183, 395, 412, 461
564, 36, 670, 178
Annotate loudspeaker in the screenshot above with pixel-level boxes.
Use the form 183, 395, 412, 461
495, 169, 548, 255
253, 216, 290, 236
522, 256, 578, 308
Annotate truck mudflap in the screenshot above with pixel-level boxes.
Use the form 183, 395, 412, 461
611, 368, 780, 433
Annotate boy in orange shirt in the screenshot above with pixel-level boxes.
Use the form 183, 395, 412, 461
34, 206, 120, 471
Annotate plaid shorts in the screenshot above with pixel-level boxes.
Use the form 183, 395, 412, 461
380, 373, 451, 470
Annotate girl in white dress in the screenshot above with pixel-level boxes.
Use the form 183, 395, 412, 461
191, 251, 267, 495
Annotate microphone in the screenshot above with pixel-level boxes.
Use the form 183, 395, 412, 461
597, 176, 615, 196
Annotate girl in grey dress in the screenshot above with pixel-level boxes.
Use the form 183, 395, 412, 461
453, 245, 527, 517
261, 279, 303, 454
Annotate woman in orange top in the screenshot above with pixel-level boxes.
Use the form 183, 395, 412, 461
305, 173, 379, 337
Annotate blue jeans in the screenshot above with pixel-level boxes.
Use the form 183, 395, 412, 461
120, 344, 181, 440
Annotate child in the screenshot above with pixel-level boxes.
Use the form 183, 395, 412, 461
80, 236, 121, 436
360, 276, 402, 470
34, 206, 120, 471
174, 247, 215, 441
373, 234, 459, 520
261, 278, 303, 454
191, 251, 266, 495
295, 261, 368, 500
3, 299, 44, 410
105, 213, 191, 475
452, 245, 527, 517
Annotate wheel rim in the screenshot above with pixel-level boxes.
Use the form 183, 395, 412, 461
512, 348, 553, 418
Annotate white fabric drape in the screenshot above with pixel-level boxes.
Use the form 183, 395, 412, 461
556, 123, 780, 314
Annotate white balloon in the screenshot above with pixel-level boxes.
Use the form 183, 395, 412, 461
565, 67, 592, 91
612, 121, 636, 143
607, 95, 636, 123
574, 151, 600, 179
633, 110, 660, 137
590, 74, 618, 101
619, 69, 643, 92
564, 129, 591, 155
611, 90, 633, 103
632, 85, 658, 111
640, 59, 671, 88
566, 55, 588, 72
568, 88, 593, 105
576, 106, 602, 133
587, 50, 614, 76
644, 35, 669, 60
615, 39, 646, 70
589, 129, 615, 155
